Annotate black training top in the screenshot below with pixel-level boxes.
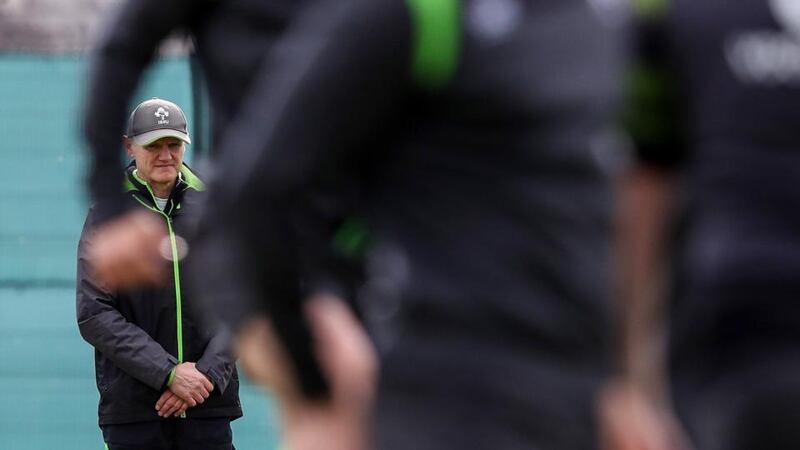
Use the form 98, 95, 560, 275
630, 0, 800, 381
198, 0, 628, 403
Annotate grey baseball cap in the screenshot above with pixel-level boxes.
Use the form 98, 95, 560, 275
126, 97, 191, 146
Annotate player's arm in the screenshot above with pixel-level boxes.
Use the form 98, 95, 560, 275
76, 205, 177, 391
618, 0, 686, 394
82, 0, 196, 223
601, 2, 690, 449
194, 0, 417, 399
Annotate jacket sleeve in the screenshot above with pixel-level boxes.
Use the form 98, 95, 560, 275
196, 324, 236, 394
76, 206, 178, 391
82, 0, 197, 223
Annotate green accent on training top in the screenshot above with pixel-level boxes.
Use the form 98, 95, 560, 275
622, 65, 681, 149
165, 216, 185, 365
123, 176, 136, 192
407, 0, 462, 90
180, 165, 206, 191
333, 218, 371, 259
631, 0, 668, 18
131, 169, 151, 194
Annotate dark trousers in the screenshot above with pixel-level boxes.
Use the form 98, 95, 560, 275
101, 417, 234, 450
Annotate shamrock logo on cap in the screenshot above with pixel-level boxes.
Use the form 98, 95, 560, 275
155, 106, 170, 124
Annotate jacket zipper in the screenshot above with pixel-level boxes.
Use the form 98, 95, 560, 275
131, 192, 186, 418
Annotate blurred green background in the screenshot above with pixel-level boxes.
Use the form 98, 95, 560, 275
0, 55, 280, 449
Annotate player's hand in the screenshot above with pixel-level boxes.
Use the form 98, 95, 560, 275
169, 362, 214, 407
155, 390, 190, 418
599, 380, 693, 450
87, 210, 167, 290
236, 295, 377, 450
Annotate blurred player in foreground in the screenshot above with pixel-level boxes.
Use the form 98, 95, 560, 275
603, 1, 800, 449
77, 99, 241, 450
193, 0, 630, 448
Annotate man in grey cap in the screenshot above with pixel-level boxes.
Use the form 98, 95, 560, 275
89, 97, 195, 286
77, 98, 242, 450
81, 0, 311, 288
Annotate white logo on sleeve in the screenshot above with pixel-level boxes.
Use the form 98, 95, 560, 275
725, 0, 800, 86
155, 107, 170, 124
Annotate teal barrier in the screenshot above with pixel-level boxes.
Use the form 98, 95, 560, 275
0, 55, 279, 449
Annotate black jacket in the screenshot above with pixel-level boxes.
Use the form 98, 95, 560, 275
77, 164, 242, 425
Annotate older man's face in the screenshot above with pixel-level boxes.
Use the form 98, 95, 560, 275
127, 137, 184, 187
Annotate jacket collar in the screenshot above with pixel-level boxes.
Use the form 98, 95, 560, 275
123, 162, 205, 215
